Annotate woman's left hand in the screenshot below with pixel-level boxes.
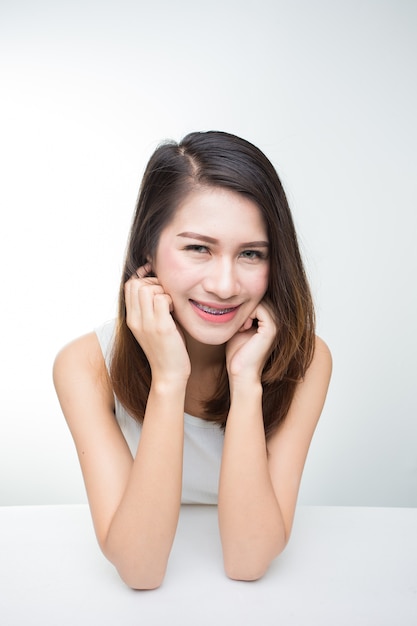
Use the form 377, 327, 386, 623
225, 302, 277, 385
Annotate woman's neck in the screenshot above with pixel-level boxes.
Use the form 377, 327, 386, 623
184, 332, 226, 372
183, 332, 226, 418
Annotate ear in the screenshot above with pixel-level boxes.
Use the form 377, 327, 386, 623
145, 256, 156, 278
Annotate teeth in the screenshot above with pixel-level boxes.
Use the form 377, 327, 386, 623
195, 302, 235, 315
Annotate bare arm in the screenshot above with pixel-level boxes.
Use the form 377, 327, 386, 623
53, 335, 187, 589
218, 306, 332, 580
53, 269, 191, 589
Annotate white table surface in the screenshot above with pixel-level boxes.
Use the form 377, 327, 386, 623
0, 504, 416, 625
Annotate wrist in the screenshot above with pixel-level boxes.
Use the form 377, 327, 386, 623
151, 376, 189, 397
229, 377, 263, 401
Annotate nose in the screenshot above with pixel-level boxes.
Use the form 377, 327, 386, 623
202, 256, 241, 300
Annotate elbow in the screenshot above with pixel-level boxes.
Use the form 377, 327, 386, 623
119, 568, 165, 591
111, 555, 167, 590
223, 550, 283, 582
224, 561, 269, 582
100, 537, 167, 590
222, 536, 288, 582
222, 551, 275, 582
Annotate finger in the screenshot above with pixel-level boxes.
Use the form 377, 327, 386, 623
238, 316, 255, 332
125, 279, 143, 327
134, 263, 153, 280
153, 293, 174, 330
252, 303, 277, 342
238, 304, 275, 340
125, 277, 163, 327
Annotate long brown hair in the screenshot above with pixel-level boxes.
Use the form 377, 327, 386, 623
110, 131, 315, 439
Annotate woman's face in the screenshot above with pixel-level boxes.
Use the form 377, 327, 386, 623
151, 186, 270, 347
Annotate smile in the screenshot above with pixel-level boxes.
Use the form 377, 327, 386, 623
191, 301, 238, 315
189, 300, 241, 324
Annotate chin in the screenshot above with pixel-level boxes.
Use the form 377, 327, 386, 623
182, 327, 235, 348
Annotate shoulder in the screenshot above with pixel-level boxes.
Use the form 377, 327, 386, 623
53, 332, 104, 377
53, 332, 114, 413
310, 335, 332, 379
293, 335, 332, 416
269, 335, 332, 445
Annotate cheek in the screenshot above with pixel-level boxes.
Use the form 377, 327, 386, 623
159, 248, 177, 270
153, 249, 192, 290
252, 267, 269, 299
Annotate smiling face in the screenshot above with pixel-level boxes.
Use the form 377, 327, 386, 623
151, 186, 270, 348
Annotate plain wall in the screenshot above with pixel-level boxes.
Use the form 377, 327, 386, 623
1, 0, 416, 506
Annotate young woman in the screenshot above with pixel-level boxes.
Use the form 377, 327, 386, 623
53, 130, 332, 589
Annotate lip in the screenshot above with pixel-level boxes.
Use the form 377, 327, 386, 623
189, 299, 241, 324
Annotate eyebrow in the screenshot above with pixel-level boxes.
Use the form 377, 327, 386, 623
177, 232, 269, 248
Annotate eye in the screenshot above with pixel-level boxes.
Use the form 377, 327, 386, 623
239, 249, 267, 261
184, 244, 210, 254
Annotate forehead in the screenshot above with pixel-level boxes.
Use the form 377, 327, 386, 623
166, 187, 268, 238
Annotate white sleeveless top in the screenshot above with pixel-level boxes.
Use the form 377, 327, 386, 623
95, 320, 224, 504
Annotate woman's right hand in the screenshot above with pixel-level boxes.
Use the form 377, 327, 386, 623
125, 264, 191, 385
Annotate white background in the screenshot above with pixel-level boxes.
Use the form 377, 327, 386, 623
0, 0, 416, 507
